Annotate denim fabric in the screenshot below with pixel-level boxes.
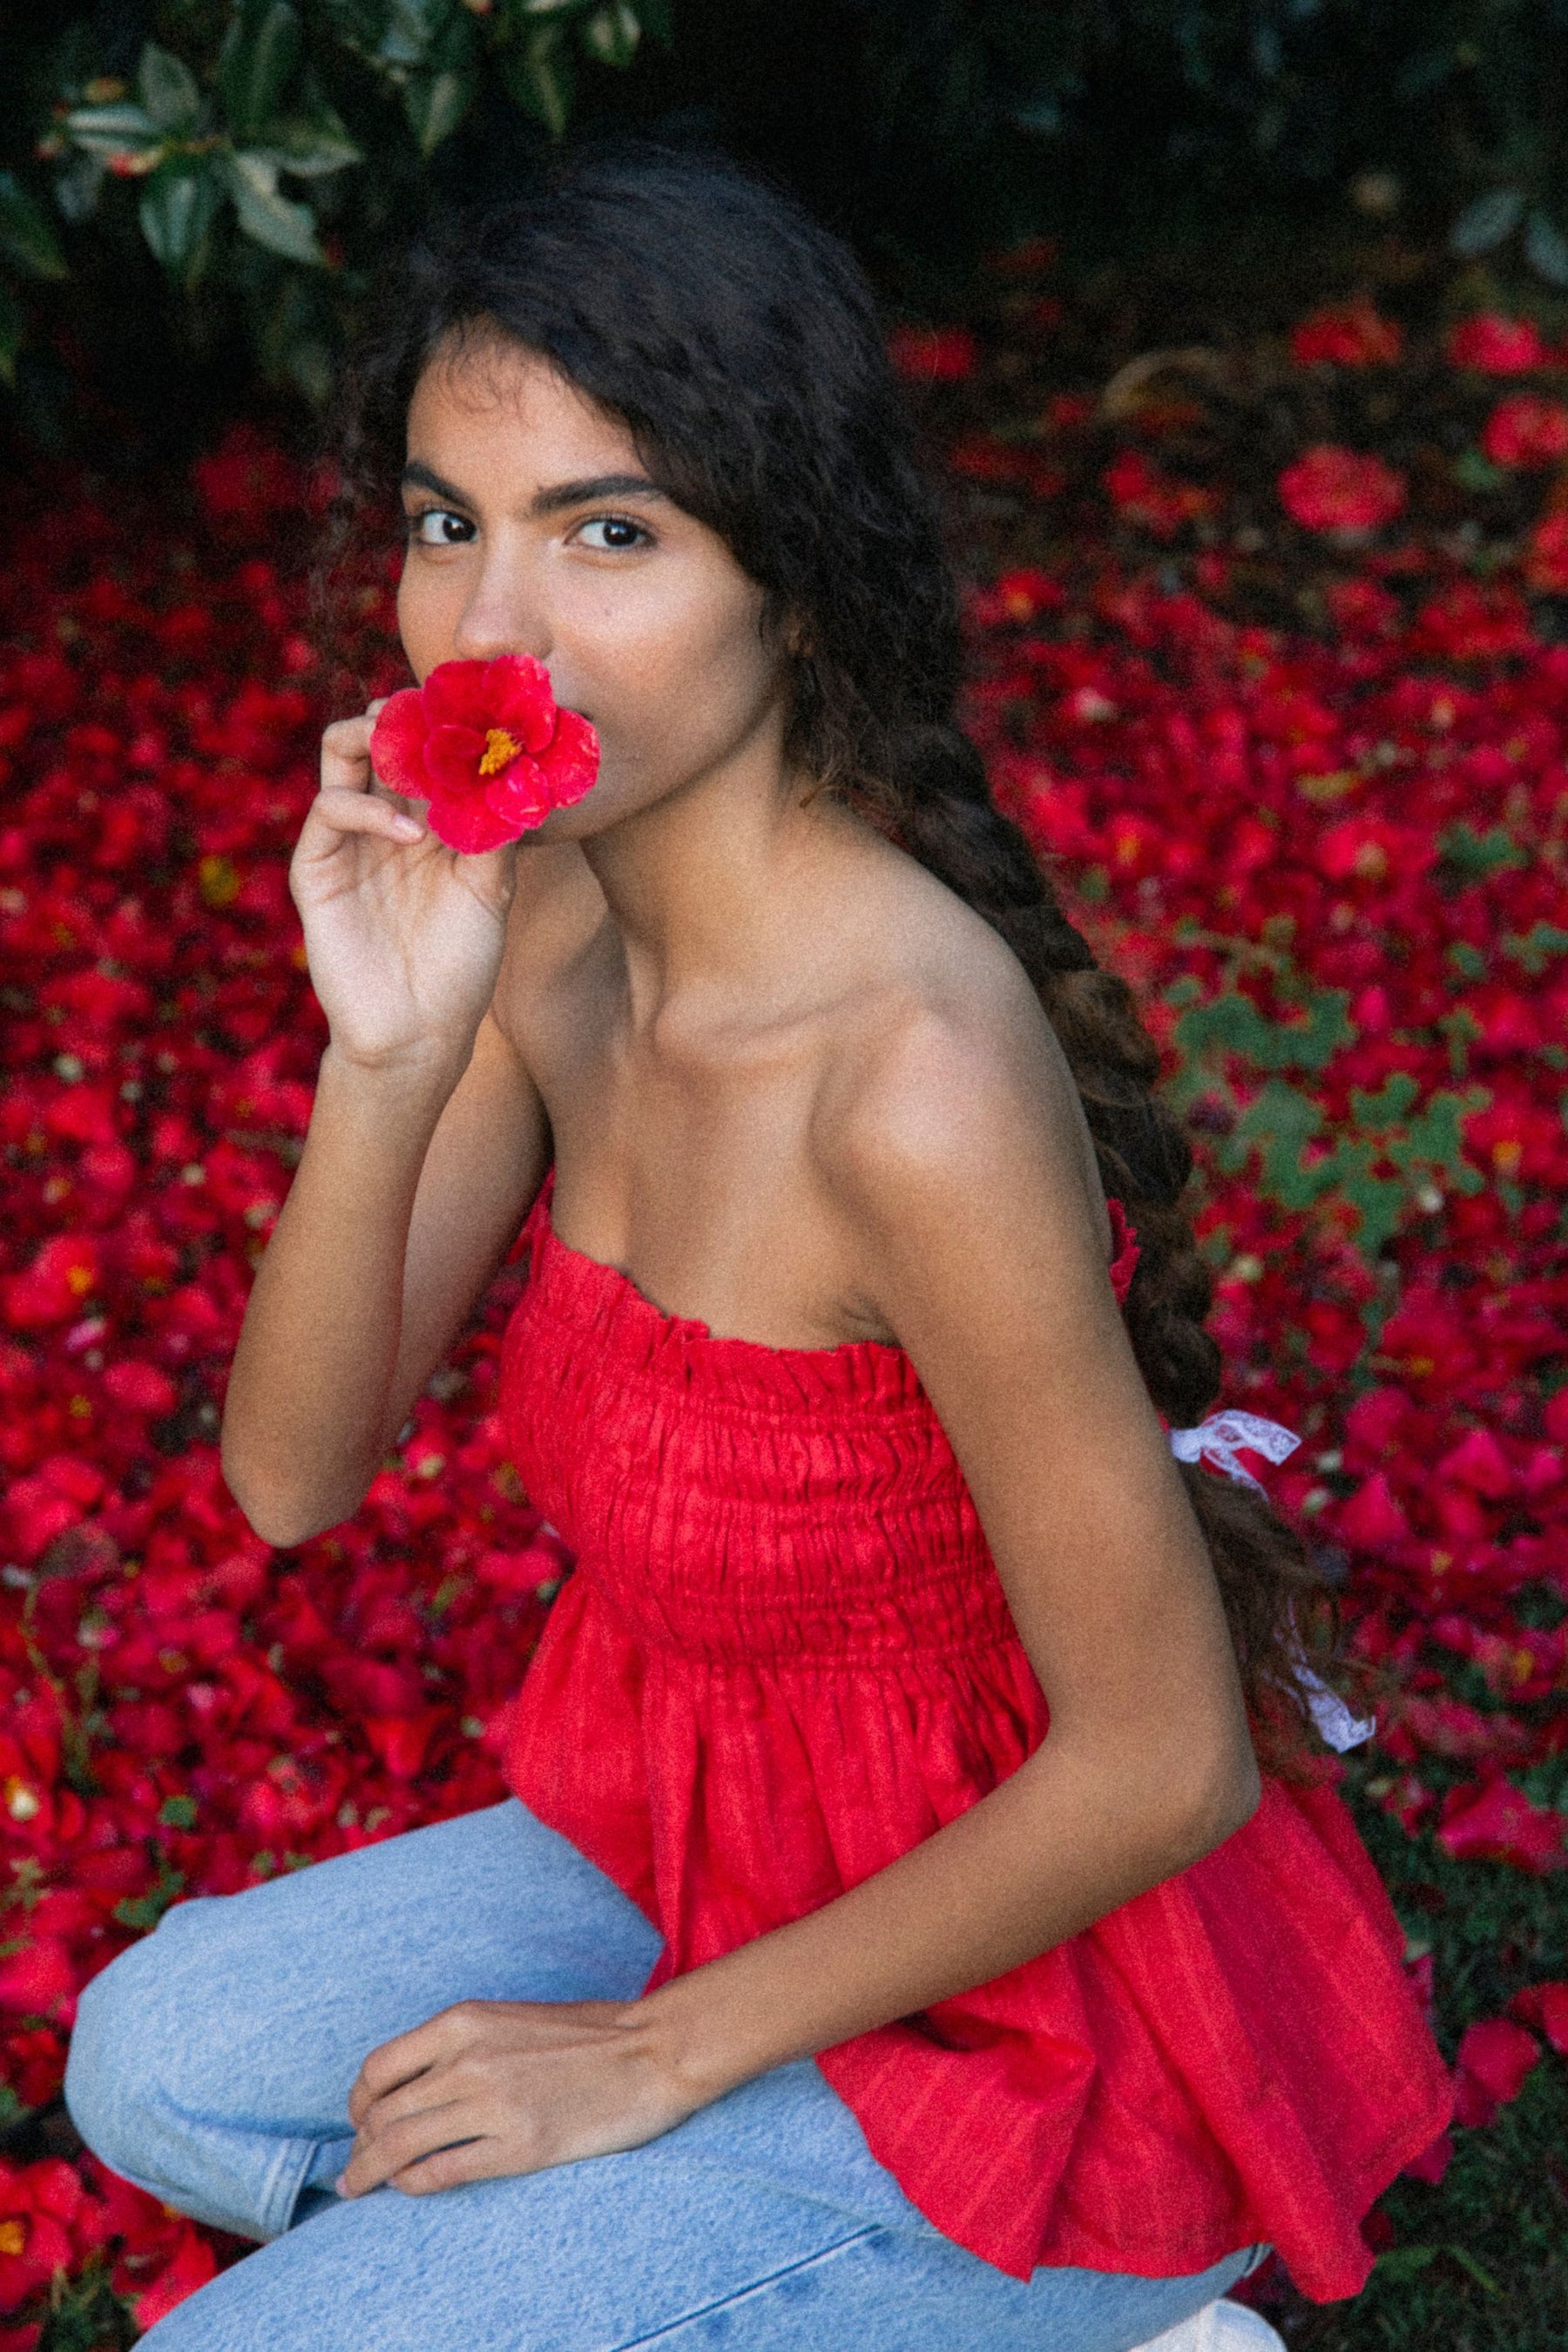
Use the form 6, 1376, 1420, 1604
65, 1800, 1266, 2349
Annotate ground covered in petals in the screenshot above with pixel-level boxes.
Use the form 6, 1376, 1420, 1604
3, 259, 1568, 2345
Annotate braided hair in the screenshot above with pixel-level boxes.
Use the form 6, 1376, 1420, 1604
334, 140, 1345, 1779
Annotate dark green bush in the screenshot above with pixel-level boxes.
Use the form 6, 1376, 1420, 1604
4, 3, 1568, 437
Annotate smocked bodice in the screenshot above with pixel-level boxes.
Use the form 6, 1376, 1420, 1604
498, 1166, 1140, 1670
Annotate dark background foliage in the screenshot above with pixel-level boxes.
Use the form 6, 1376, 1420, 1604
4, 1, 1568, 454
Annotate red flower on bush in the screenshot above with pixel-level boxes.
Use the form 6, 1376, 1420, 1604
885, 327, 977, 383
1289, 299, 1402, 368
1277, 445, 1407, 533
1447, 313, 1551, 373
1101, 450, 1219, 538
1524, 510, 1568, 591
1509, 1980, 1568, 2054
1478, 393, 1568, 468
369, 657, 599, 855
1451, 2016, 1541, 2128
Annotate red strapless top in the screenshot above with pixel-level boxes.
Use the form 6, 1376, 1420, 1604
497, 1166, 1452, 2299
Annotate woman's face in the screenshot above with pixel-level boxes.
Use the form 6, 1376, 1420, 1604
396, 335, 794, 837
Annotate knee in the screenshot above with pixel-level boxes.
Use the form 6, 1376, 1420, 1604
64, 1902, 220, 2188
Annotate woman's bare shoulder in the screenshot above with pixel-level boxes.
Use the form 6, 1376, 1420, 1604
809, 848, 1108, 1254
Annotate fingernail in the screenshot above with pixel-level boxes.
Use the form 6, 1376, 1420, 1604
335, 2175, 350, 2196
395, 819, 422, 838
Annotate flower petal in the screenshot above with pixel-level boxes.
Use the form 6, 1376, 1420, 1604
426, 789, 520, 855
540, 709, 600, 804
490, 655, 558, 755
368, 690, 430, 794
422, 660, 491, 730
483, 757, 551, 831
423, 724, 487, 794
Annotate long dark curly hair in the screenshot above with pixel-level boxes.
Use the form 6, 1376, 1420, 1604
331, 141, 1352, 1780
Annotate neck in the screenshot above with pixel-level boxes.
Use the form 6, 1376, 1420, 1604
578, 728, 856, 1035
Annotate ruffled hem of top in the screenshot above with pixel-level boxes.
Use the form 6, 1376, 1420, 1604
517, 1168, 1141, 1416
505, 1571, 1455, 2305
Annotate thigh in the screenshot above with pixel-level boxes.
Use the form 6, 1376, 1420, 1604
79, 1800, 661, 2140
141, 2055, 1258, 2352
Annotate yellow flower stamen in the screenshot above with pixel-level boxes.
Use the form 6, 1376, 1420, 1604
478, 727, 522, 777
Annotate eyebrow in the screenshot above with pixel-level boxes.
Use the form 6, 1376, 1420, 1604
399, 462, 668, 516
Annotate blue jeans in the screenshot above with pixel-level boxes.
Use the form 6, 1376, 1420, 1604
65, 1800, 1266, 2349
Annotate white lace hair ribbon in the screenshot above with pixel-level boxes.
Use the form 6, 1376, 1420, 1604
1167, 1409, 1376, 1754
1293, 1668, 1376, 1754
1167, 1408, 1301, 1496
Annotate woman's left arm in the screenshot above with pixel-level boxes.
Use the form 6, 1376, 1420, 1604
338, 997, 1261, 2198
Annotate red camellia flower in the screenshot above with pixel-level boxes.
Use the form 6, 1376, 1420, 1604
1450, 2017, 1541, 2129
1524, 510, 1568, 591
1447, 313, 1550, 373
1276, 444, 1407, 533
885, 327, 977, 383
1479, 393, 1568, 468
1509, 1980, 1568, 2055
1101, 451, 1219, 538
369, 657, 599, 855
1289, 299, 1403, 368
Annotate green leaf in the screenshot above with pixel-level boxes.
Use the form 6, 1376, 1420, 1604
371, 0, 456, 68
1173, 986, 1354, 1073
1452, 447, 1509, 493
1450, 186, 1525, 259
220, 0, 305, 142
0, 173, 68, 282
1348, 1071, 1419, 1129
222, 150, 325, 266
54, 150, 105, 226
0, 282, 24, 387
1444, 2247, 1504, 2298
112, 1864, 186, 1932
1525, 209, 1568, 290
157, 1794, 198, 1828
137, 41, 202, 133
1215, 1078, 1328, 1206
1374, 2247, 1442, 2281
139, 160, 222, 285
1437, 821, 1528, 880
1504, 922, 1568, 975
502, 25, 576, 136
1329, 1144, 1407, 1254
63, 101, 162, 163
403, 69, 476, 155
255, 102, 362, 178
581, 3, 641, 68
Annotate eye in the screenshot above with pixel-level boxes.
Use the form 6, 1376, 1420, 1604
405, 507, 475, 547
574, 514, 651, 552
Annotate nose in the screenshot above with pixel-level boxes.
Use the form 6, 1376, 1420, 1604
449, 556, 551, 666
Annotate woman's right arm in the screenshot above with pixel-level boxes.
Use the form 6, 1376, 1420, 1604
219, 703, 556, 1549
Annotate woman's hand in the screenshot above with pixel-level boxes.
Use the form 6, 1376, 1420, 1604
336, 1997, 707, 2198
290, 705, 520, 1077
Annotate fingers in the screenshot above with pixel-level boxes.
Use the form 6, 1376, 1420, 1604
349, 2018, 447, 2124
337, 2097, 478, 2198
320, 703, 413, 810
294, 786, 425, 868
319, 713, 377, 797
387, 2142, 496, 2196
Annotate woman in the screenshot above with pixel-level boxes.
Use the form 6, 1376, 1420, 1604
64, 147, 1452, 2349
